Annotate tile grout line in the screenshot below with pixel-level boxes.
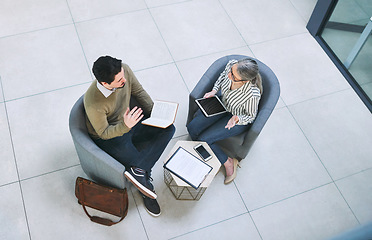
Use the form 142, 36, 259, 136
128, 187, 150, 240
1, 44, 255, 103
3, 82, 91, 103
19, 164, 81, 183
0, 180, 20, 189
9, 133, 188, 185
217, 0, 253, 56
288, 0, 311, 24
1, 46, 254, 104
64, 0, 94, 85
333, 167, 372, 182
68, 0, 193, 25
286, 105, 361, 224
249, 181, 334, 213
0, 23, 74, 41
0, 75, 32, 240
217, 0, 309, 53
0, 0, 194, 42
167, 212, 249, 240
175, 46, 256, 63
232, 180, 264, 240
0, 8, 154, 41
248, 31, 309, 47
144, 3, 191, 94
5, 133, 187, 185
146, 0, 192, 10
145, 0, 255, 94
333, 182, 361, 224
285, 87, 352, 109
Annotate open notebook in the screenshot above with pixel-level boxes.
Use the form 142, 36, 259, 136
142, 100, 178, 128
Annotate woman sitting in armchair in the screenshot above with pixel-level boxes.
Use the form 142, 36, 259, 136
187, 58, 263, 184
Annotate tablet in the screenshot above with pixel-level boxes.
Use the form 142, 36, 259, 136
195, 95, 227, 117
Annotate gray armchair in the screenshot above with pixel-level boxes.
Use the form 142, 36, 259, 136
69, 95, 126, 189
187, 55, 280, 160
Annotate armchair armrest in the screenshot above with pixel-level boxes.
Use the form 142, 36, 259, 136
72, 136, 126, 189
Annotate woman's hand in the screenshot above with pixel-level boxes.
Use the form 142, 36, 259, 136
123, 106, 144, 128
225, 115, 239, 130
203, 90, 217, 98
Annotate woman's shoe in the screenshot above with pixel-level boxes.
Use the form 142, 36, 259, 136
224, 158, 241, 184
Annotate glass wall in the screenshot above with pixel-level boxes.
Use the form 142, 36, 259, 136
307, 0, 372, 112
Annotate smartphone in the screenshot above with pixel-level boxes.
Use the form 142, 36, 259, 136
193, 144, 212, 161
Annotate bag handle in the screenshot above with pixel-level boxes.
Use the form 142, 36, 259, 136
78, 182, 128, 226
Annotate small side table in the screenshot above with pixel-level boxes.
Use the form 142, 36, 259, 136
164, 140, 221, 200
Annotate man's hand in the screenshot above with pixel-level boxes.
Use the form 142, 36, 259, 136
225, 115, 239, 130
203, 90, 217, 98
123, 106, 144, 128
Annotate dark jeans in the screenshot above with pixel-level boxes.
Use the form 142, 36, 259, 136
187, 110, 249, 164
93, 123, 175, 174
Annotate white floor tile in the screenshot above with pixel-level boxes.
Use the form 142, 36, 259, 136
0, 183, 29, 240
220, 0, 307, 44
289, 0, 318, 22
150, 0, 246, 61
75, 10, 173, 72
336, 168, 372, 224
0, 0, 72, 38
251, 183, 359, 240
235, 107, 332, 210
0, 25, 91, 101
172, 213, 261, 240
21, 166, 148, 240
6, 85, 88, 180
275, 97, 286, 109
250, 33, 350, 105
67, 0, 147, 22
289, 89, 372, 180
0, 103, 18, 186
145, 0, 190, 8
0, 77, 4, 103
176, 47, 254, 92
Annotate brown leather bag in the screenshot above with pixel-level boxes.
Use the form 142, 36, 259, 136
75, 177, 128, 226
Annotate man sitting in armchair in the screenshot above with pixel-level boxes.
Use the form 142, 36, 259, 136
84, 55, 175, 217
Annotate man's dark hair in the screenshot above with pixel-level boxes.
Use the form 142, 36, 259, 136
92, 56, 122, 84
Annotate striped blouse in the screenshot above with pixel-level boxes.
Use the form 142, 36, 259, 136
212, 59, 261, 125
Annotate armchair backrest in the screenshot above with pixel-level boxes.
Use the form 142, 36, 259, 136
69, 95, 126, 189
188, 55, 280, 159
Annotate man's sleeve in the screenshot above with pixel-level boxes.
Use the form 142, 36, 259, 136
124, 64, 154, 114
85, 104, 131, 140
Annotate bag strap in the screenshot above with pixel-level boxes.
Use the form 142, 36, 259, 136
78, 181, 128, 226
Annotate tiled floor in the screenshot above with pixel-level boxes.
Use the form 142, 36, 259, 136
0, 0, 371, 240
